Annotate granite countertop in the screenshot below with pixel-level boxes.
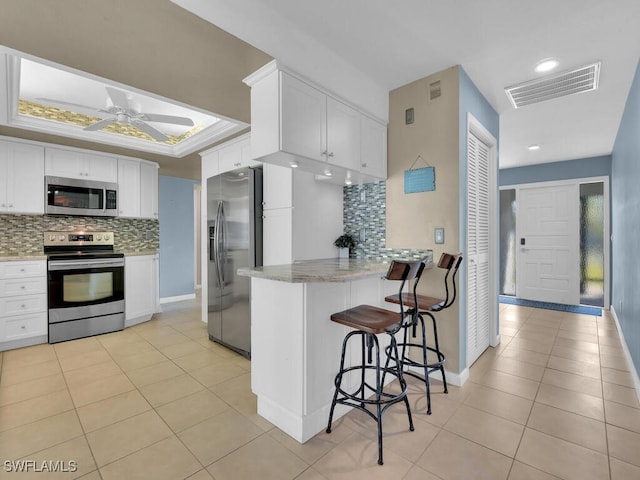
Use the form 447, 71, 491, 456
0, 254, 48, 261
238, 258, 398, 283
118, 250, 159, 256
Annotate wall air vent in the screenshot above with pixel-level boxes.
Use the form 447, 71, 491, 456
505, 62, 601, 109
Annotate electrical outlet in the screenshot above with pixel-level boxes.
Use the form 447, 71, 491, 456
434, 227, 445, 244
359, 228, 366, 242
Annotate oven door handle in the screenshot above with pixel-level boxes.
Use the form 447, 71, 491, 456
48, 259, 125, 270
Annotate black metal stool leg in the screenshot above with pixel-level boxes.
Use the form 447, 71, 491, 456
326, 330, 353, 433
428, 312, 448, 394
418, 314, 432, 414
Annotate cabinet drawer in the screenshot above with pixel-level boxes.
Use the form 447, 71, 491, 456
0, 294, 47, 317
0, 261, 46, 279
0, 277, 47, 297
2, 312, 47, 341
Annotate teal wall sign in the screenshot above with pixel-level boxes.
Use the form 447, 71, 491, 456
404, 165, 435, 193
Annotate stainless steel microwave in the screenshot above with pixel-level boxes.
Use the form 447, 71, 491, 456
45, 176, 118, 217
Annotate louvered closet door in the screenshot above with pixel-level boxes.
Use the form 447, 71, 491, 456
467, 132, 491, 366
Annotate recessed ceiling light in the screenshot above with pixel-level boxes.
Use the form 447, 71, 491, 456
290, 160, 299, 168
535, 58, 559, 73
528, 144, 541, 151
324, 169, 333, 177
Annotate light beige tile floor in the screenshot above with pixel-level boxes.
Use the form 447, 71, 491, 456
1, 299, 639, 479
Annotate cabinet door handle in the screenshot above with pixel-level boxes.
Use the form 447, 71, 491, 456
20, 285, 26, 290
21, 325, 26, 329
327, 152, 334, 158
361, 162, 367, 167
321, 150, 328, 156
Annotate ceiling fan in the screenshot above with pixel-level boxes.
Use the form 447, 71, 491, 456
37, 86, 195, 142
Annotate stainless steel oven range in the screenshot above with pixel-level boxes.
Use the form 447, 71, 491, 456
45, 231, 124, 343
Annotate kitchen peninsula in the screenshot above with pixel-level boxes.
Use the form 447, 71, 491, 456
239, 255, 430, 443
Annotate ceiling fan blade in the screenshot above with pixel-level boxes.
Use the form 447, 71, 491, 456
132, 119, 169, 142
36, 98, 108, 117
84, 118, 117, 131
105, 86, 130, 109
140, 113, 194, 126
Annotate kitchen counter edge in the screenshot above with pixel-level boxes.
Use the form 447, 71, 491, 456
238, 258, 397, 283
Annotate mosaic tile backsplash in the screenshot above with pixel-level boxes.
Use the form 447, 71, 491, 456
343, 181, 432, 263
0, 214, 159, 255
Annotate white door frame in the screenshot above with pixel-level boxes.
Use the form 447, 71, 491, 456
465, 113, 499, 370
500, 176, 610, 308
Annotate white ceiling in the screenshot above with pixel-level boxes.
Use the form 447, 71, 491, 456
172, 0, 640, 168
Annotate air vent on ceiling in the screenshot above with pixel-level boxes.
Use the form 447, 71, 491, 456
505, 62, 601, 108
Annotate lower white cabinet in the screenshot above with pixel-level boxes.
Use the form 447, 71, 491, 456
125, 254, 159, 326
0, 260, 48, 351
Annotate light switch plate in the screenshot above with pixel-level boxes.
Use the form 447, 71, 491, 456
434, 227, 445, 244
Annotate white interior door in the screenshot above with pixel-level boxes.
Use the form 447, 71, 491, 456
466, 123, 494, 367
516, 183, 580, 305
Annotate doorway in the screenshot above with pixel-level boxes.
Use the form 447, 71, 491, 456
499, 178, 609, 308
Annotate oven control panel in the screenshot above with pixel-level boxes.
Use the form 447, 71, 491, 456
44, 231, 115, 247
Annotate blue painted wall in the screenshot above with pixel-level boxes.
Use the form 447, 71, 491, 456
458, 67, 500, 370
158, 175, 199, 299
499, 155, 611, 186
612, 57, 640, 373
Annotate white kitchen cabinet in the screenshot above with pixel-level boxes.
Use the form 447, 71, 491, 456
262, 163, 293, 210
326, 97, 361, 171
117, 158, 141, 217
0, 140, 45, 214
218, 137, 260, 173
280, 73, 360, 170
262, 208, 293, 266
360, 114, 388, 178
140, 162, 159, 219
280, 73, 327, 162
125, 254, 159, 326
244, 61, 387, 184
45, 147, 118, 182
262, 167, 343, 266
0, 260, 47, 351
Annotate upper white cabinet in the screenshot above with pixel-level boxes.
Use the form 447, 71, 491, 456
118, 159, 158, 219
117, 158, 141, 217
360, 114, 388, 178
45, 147, 118, 183
326, 97, 361, 172
0, 140, 45, 214
140, 162, 159, 219
280, 73, 327, 162
244, 61, 386, 184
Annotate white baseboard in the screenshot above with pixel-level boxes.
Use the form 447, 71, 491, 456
609, 306, 640, 406
160, 293, 196, 304
407, 365, 470, 387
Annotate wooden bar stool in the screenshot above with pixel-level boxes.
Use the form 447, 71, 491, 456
385, 253, 462, 414
326, 259, 425, 465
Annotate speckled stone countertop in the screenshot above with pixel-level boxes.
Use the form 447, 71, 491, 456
118, 250, 158, 256
238, 258, 400, 283
0, 254, 47, 261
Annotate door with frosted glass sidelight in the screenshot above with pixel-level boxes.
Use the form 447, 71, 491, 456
516, 183, 580, 305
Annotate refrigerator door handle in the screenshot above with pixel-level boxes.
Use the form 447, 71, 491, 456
214, 201, 224, 287
219, 202, 227, 286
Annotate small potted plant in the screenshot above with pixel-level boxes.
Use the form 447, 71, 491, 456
334, 233, 356, 258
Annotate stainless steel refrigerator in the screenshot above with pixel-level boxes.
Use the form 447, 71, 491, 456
207, 166, 262, 358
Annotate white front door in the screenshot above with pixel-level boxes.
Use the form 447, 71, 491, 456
516, 183, 580, 305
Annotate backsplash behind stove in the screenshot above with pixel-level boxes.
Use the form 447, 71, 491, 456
0, 214, 159, 255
